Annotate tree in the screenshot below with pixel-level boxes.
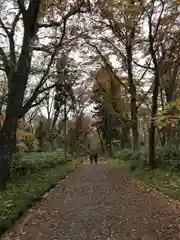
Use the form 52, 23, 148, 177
67, 84, 91, 155
0, 0, 90, 188
82, 0, 154, 150
140, 0, 179, 167
91, 66, 130, 156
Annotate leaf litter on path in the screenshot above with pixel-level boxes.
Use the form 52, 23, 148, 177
1, 164, 180, 240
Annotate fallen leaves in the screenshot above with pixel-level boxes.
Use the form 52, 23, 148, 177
1, 164, 180, 240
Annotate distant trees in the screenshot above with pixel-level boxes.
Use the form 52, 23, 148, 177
86, 0, 180, 167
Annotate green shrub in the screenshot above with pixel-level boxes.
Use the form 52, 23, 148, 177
155, 146, 180, 170
115, 146, 180, 171
115, 149, 133, 161
10, 149, 70, 177
115, 149, 148, 169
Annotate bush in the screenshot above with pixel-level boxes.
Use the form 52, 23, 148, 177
155, 146, 180, 170
11, 149, 70, 177
115, 149, 148, 168
115, 146, 180, 171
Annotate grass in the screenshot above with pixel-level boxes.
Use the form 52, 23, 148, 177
0, 159, 80, 236
110, 158, 180, 201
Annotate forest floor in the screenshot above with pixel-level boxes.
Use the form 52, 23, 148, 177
1, 160, 180, 240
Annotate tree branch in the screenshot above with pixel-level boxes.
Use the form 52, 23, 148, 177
22, 83, 56, 116
86, 40, 129, 92
33, 46, 52, 54
21, 3, 88, 115
11, 10, 21, 36
17, 0, 27, 18
137, 84, 153, 109
0, 11, 21, 74
133, 60, 154, 70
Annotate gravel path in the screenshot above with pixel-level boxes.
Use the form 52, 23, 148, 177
2, 162, 180, 240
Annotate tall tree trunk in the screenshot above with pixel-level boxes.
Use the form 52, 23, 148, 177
148, 10, 160, 169
130, 92, 139, 150
159, 89, 166, 146
64, 96, 67, 161
96, 125, 105, 155
0, 67, 30, 188
148, 64, 160, 167
148, 75, 159, 168
0, 1, 41, 188
0, 118, 17, 188
126, 45, 139, 150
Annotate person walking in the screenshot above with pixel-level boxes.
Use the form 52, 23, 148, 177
88, 140, 98, 164
89, 152, 98, 164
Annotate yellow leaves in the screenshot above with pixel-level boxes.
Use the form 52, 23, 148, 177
39, 0, 66, 19
156, 98, 180, 129
16, 129, 34, 138
156, 114, 166, 122
175, 99, 180, 105
95, 67, 121, 94
118, 76, 128, 84
92, 66, 128, 121
95, 67, 112, 91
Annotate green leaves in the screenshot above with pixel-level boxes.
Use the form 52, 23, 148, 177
10, 149, 69, 177
156, 99, 180, 128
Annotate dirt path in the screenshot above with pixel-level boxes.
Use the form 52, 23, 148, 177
2, 163, 180, 240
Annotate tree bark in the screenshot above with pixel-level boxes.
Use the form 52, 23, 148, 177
148, 75, 159, 168
0, 1, 41, 188
64, 96, 67, 161
130, 92, 139, 150
0, 118, 17, 188
126, 45, 139, 150
147, 6, 161, 168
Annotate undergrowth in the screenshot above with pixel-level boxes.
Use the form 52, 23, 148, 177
0, 150, 82, 236
111, 148, 180, 201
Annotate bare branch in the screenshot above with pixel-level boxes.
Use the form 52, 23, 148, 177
153, 0, 166, 41
22, 83, 56, 115
0, 11, 20, 71
21, 3, 88, 115
30, 92, 49, 109
137, 84, 153, 109
133, 60, 154, 70
33, 46, 52, 54
100, 35, 127, 64
37, 20, 63, 28
11, 10, 21, 36
17, 0, 26, 17
86, 40, 129, 92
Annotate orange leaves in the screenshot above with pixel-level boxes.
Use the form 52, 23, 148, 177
94, 67, 120, 95
0, 114, 4, 122
39, 0, 66, 17
92, 66, 128, 120
95, 67, 112, 90
16, 129, 34, 138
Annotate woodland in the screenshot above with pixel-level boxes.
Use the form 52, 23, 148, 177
0, 0, 180, 233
